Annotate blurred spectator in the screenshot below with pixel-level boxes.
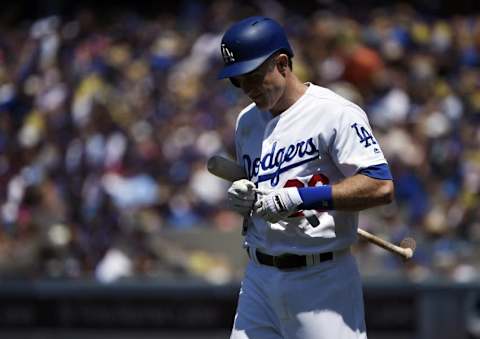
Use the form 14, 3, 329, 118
0, 2, 479, 283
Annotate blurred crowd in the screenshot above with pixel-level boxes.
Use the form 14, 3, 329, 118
0, 1, 479, 283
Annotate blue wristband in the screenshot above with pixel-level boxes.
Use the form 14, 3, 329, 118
298, 185, 334, 210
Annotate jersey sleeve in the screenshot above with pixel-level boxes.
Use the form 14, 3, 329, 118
233, 107, 243, 165
329, 104, 388, 178
235, 133, 242, 166
234, 103, 255, 166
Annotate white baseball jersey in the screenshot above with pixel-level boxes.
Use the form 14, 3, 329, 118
235, 83, 388, 255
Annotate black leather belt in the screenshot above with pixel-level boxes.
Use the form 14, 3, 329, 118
248, 248, 333, 270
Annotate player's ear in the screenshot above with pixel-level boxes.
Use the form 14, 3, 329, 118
276, 54, 289, 75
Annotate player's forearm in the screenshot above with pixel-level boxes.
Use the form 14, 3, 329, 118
297, 174, 394, 211
331, 174, 394, 210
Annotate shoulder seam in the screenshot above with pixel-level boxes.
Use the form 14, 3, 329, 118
304, 91, 359, 110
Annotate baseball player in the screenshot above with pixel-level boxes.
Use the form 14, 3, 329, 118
218, 16, 394, 339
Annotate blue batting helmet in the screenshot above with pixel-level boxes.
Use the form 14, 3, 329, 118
218, 16, 294, 79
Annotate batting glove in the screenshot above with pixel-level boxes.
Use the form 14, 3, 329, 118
253, 187, 303, 223
227, 179, 257, 216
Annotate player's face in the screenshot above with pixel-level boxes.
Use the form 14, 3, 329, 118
231, 55, 286, 112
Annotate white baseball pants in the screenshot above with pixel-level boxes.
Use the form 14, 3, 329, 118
230, 251, 367, 339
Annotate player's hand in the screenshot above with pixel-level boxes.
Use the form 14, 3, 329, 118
253, 187, 303, 223
227, 179, 257, 216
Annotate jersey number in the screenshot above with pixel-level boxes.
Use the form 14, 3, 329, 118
283, 173, 330, 217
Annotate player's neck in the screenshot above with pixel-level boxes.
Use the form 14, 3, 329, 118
269, 77, 308, 117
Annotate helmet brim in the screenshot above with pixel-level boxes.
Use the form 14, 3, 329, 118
217, 54, 269, 79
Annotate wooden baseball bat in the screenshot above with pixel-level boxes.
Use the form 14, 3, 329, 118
357, 229, 414, 260
207, 155, 415, 260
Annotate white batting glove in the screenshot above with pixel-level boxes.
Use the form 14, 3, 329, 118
227, 179, 257, 216
253, 187, 303, 223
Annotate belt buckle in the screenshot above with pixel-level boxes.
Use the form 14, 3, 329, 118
272, 254, 285, 268
273, 256, 280, 267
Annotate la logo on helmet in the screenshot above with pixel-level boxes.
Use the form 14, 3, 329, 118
221, 44, 235, 64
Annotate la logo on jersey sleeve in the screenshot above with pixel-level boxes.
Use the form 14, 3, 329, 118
351, 123, 381, 153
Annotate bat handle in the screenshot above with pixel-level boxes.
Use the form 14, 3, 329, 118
303, 210, 320, 227
241, 217, 249, 235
